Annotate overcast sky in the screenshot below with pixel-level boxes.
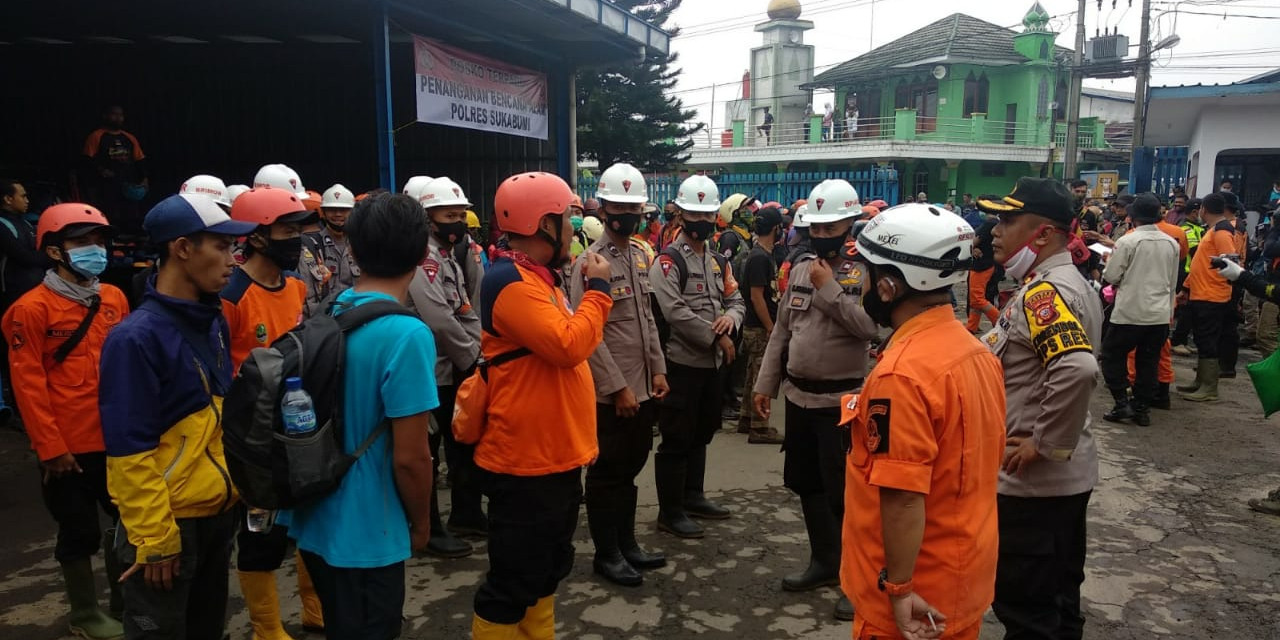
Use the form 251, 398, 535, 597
665, 0, 1280, 133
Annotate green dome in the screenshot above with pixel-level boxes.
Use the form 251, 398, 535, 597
1023, 1, 1050, 31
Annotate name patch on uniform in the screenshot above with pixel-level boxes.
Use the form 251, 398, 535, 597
1022, 282, 1092, 365
866, 399, 891, 454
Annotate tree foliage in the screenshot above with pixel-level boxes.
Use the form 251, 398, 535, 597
576, 0, 702, 172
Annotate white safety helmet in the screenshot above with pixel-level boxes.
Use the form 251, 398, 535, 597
582, 215, 605, 242
226, 184, 251, 205
804, 179, 861, 224
596, 163, 648, 204
253, 164, 308, 199
321, 184, 355, 209
179, 175, 231, 208
793, 204, 810, 228
674, 175, 721, 213
401, 176, 435, 202
855, 203, 975, 290
419, 177, 472, 209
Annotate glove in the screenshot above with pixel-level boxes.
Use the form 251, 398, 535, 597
1215, 257, 1245, 282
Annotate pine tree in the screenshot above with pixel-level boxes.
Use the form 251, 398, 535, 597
576, 0, 702, 172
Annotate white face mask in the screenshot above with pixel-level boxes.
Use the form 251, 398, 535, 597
1002, 244, 1039, 281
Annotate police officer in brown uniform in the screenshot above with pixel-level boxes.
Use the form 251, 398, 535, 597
752, 178, 875, 621
979, 178, 1101, 640
650, 175, 746, 539
568, 163, 671, 587
299, 184, 360, 317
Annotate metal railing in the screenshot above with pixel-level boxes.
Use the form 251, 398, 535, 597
694, 115, 1107, 151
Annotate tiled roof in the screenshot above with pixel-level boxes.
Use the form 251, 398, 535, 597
812, 13, 1071, 87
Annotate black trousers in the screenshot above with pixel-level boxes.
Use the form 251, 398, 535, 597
781, 401, 847, 517
115, 510, 237, 640
1170, 302, 1194, 346
657, 361, 721, 456
40, 451, 119, 563
1189, 300, 1232, 360
993, 491, 1092, 640
430, 384, 484, 521
299, 551, 404, 640
474, 468, 582, 624
1101, 323, 1168, 406
585, 400, 656, 498
1222, 286, 1244, 373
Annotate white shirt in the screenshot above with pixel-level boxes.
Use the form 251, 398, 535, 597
1103, 224, 1181, 326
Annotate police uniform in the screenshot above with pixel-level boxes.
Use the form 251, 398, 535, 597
982, 250, 1101, 640
407, 232, 486, 539
453, 236, 485, 316
568, 234, 667, 579
649, 233, 745, 533
299, 228, 359, 318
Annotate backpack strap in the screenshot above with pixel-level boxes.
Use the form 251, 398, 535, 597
52, 295, 101, 363
478, 347, 532, 382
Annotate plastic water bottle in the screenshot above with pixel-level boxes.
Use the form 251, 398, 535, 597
281, 377, 317, 436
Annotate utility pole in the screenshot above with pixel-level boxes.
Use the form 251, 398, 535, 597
1131, 0, 1153, 161
1063, 0, 1087, 180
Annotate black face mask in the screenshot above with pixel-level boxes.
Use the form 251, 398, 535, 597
434, 221, 468, 246
323, 218, 346, 233
859, 266, 899, 327
684, 220, 716, 242
811, 235, 846, 259
263, 236, 303, 271
609, 213, 641, 237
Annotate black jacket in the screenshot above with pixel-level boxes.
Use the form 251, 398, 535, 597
0, 212, 49, 310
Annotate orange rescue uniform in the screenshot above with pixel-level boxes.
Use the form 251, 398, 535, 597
220, 269, 306, 371
840, 305, 1006, 638
1184, 221, 1237, 303
2, 283, 130, 460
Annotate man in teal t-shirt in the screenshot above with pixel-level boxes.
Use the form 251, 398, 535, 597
288, 193, 438, 639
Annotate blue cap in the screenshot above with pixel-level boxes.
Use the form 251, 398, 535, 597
285, 377, 303, 391
144, 193, 259, 244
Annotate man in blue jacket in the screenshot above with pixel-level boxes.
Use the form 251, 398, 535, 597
100, 193, 256, 640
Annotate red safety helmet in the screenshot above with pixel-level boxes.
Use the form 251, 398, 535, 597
230, 186, 316, 227
37, 203, 114, 249
303, 189, 323, 212
493, 172, 575, 236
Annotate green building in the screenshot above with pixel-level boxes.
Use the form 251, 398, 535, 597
686, 3, 1117, 203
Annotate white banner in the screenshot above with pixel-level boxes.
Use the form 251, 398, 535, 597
414, 36, 549, 140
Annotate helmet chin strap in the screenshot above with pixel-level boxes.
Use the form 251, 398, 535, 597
536, 215, 566, 267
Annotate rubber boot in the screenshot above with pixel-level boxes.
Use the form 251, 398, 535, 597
1130, 401, 1152, 427
517, 595, 555, 640
101, 528, 123, 621
618, 486, 665, 570
747, 426, 785, 445
585, 492, 642, 587
654, 452, 703, 538
781, 494, 841, 592
294, 551, 324, 633
1151, 383, 1171, 410
834, 595, 855, 621
683, 446, 730, 520
238, 570, 295, 640
61, 558, 123, 640
472, 614, 521, 640
1102, 388, 1134, 423
1182, 359, 1220, 402
1176, 362, 1205, 393
426, 485, 473, 558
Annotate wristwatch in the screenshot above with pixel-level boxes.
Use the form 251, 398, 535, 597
878, 568, 913, 596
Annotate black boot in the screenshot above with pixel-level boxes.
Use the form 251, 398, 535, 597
426, 485, 472, 558
834, 595, 855, 621
1103, 389, 1133, 423
618, 486, 665, 570
654, 453, 703, 538
683, 446, 730, 520
1151, 383, 1171, 410
586, 492, 643, 587
1131, 401, 1152, 427
782, 494, 841, 592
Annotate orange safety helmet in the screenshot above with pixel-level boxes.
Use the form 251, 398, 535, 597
570, 194, 584, 213
303, 189, 323, 212
493, 172, 575, 236
37, 203, 113, 249
230, 186, 316, 227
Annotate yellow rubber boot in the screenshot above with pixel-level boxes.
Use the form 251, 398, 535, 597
294, 552, 324, 633
517, 596, 556, 640
238, 570, 295, 640
472, 614, 521, 639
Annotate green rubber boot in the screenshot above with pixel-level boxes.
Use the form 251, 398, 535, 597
61, 558, 124, 640
1182, 359, 1219, 402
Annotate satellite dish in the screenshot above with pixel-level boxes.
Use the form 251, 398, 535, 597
932, 65, 948, 80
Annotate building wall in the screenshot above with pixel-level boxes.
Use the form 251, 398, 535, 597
1188, 105, 1280, 197
1081, 96, 1133, 123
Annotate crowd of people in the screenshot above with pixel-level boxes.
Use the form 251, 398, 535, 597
1, 142, 1273, 640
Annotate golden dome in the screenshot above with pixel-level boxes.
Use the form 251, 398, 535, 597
767, 0, 802, 21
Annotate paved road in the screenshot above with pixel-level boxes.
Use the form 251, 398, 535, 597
2, 351, 1279, 639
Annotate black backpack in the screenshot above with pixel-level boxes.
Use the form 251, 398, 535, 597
221, 299, 418, 509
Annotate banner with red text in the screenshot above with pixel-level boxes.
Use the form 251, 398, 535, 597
414, 36, 548, 140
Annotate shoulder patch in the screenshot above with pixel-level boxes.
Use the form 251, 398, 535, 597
657, 254, 676, 278
866, 399, 890, 454
1022, 282, 1092, 365
421, 258, 440, 283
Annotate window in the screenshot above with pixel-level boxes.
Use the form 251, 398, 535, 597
981, 163, 1006, 177
963, 72, 989, 117
1054, 78, 1069, 120
914, 169, 930, 199
894, 77, 939, 132
1036, 77, 1049, 119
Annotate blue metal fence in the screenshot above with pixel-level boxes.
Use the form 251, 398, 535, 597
1151, 147, 1189, 198
578, 168, 900, 209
